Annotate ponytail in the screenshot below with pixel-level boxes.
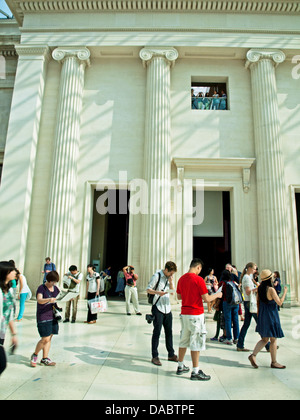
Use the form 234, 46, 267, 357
240, 262, 256, 282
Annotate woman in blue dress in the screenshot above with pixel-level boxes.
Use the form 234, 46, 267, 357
248, 269, 287, 369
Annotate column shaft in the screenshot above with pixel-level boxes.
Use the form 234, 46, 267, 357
139, 47, 178, 287
45, 47, 90, 275
246, 49, 290, 285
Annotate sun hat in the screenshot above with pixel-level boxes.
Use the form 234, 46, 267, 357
260, 269, 274, 282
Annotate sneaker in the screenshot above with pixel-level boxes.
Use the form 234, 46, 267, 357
40, 358, 56, 366
30, 353, 38, 367
63, 318, 69, 323
190, 370, 211, 381
176, 365, 190, 375
210, 337, 218, 341
223, 339, 233, 345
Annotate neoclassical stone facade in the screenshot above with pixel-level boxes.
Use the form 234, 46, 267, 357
0, 0, 300, 304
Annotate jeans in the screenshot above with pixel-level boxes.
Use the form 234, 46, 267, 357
237, 301, 257, 348
237, 301, 270, 350
223, 301, 239, 341
151, 305, 175, 359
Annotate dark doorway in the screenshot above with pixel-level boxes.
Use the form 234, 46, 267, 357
90, 189, 130, 295
193, 191, 231, 280
295, 193, 300, 257
105, 191, 130, 275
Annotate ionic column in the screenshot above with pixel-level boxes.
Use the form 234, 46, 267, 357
139, 47, 178, 288
45, 47, 90, 275
246, 49, 291, 289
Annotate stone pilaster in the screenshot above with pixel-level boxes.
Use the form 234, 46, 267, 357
0, 45, 50, 269
139, 47, 178, 288
246, 49, 291, 295
45, 47, 90, 276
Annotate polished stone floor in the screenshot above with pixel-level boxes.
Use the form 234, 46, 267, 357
1, 296, 300, 400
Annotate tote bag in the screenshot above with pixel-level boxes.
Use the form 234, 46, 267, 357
88, 296, 108, 314
249, 290, 258, 314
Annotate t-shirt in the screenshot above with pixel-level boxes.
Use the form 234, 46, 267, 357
124, 271, 137, 287
36, 284, 60, 323
86, 272, 100, 293
242, 274, 256, 302
176, 272, 208, 315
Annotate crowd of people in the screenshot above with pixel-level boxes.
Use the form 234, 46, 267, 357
0, 256, 288, 380
191, 89, 227, 110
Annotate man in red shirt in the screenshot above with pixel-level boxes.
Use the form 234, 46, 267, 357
176, 258, 222, 381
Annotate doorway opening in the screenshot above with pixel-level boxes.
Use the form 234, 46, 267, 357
193, 191, 231, 279
90, 189, 130, 295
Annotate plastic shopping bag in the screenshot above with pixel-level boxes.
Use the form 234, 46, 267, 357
88, 296, 108, 314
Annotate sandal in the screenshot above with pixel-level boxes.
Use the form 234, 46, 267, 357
248, 354, 258, 369
271, 362, 286, 369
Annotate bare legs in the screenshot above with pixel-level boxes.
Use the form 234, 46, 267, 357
34, 335, 53, 359
250, 337, 285, 368
179, 347, 200, 368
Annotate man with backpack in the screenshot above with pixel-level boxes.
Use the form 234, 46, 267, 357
147, 261, 178, 366
218, 267, 242, 345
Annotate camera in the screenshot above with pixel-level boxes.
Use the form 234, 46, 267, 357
53, 307, 62, 323
145, 314, 155, 324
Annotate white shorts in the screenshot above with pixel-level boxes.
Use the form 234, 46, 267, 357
179, 314, 207, 352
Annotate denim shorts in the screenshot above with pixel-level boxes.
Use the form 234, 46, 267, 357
37, 320, 59, 338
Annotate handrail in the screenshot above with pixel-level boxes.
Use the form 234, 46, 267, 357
191, 96, 227, 110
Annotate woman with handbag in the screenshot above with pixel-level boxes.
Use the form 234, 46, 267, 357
85, 264, 100, 324
30, 271, 60, 367
0, 261, 18, 376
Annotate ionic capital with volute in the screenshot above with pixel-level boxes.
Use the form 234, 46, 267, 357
52, 47, 91, 66
139, 47, 178, 68
245, 49, 285, 69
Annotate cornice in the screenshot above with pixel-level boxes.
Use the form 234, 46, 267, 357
173, 157, 256, 170
0, 46, 18, 58
7, 1, 300, 25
